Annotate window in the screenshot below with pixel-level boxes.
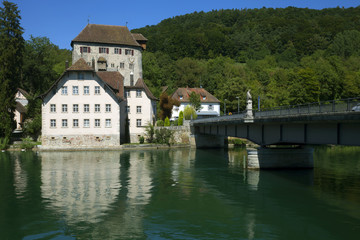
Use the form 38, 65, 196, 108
73, 86, 79, 95
111, 63, 115, 68
73, 119, 79, 127
95, 86, 100, 95
202, 96, 206, 100
120, 62, 125, 69
105, 119, 111, 128
61, 86, 68, 95
130, 73, 134, 86
84, 104, 89, 113
136, 90, 142, 97
95, 104, 100, 113
125, 90, 130, 98
84, 86, 89, 95
95, 119, 100, 127
136, 106, 141, 113
99, 47, 109, 54
179, 95, 183, 100
62, 104, 68, 113
126, 106, 130, 113
73, 104, 79, 113
62, 119, 68, 128
106, 104, 111, 112
50, 119, 56, 128
129, 63, 134, 70
125, 49, 134, 55
84, 119, 90, 128
77, 73, 84, 80
136, 119, 142, 127
50, 104, 56, 113
80, 46, 90, 53
208, 105, 214, 110
114, 48, 121, 54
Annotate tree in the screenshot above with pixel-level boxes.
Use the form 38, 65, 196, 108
159, 91, 179, 120
189, 91, 202, 111
184, 105, 197, 120
0, 1, 24, 138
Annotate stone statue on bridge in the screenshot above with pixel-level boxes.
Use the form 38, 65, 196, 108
245, 89, 253, 120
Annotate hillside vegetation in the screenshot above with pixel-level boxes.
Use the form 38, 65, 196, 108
133, 7, 360, 112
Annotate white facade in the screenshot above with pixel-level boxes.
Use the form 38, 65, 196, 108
72, 43, 143, 87
125, 88, 156, 142
171, 102, 221, 120
42, 71, 124, 147
14, 89, 28, 130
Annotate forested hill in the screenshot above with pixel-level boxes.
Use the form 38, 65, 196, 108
132, 7, 360, 113
134, 7, 360, 61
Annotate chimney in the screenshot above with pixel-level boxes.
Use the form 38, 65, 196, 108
65, 60, 69, 69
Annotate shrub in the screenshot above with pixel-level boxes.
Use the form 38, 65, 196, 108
178, 111, 184, 126
164, 117, 170, 126
0, 137, 9, 150
20, 137, 36, 150
156, 120, 164, 126
138, 135, 145, 144
144, 123, 155, 143
172, 119, 178, 126
154, 128, 173, 146
184, 105, 197, 120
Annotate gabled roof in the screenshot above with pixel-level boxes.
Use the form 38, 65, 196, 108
171, 87, 220, 103
96, 71, 124, 99
132, 33, 148, 42
39, 58, 124, 101
16, 101, 27, 113
16, 88, 30, 98
125, 78, 158, 101
71, 24, 141, 47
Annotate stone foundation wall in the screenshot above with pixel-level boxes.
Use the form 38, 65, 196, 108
42, 134, 120, 149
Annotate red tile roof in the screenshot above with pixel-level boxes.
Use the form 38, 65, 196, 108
67, 58, 93, 71
96, 71, 124, 99
71, 24, 141, 47
171, 87, 220, 103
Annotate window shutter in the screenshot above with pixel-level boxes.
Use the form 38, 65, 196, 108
88, 47, 91, 53
107, 48, 109, 54
80, 47, 83, 53
99, 48, 101, 53
120, 49, 122, 54
132, 50, 134, 56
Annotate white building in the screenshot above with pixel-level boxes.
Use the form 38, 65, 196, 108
14, 88, 29, 131
170, 87, 221, 120
41, 24, 157, 147
41, 59, 126, 148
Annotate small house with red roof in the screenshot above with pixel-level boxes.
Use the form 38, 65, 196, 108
170, 87, 221, 120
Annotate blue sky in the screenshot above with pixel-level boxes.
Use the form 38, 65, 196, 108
10, 0, 360, 49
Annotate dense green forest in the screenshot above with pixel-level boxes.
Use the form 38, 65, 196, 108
132, 7, 360, 113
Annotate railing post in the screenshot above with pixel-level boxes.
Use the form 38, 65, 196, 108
347, 99, 350, 112
319, 102, 322, 113
308, 104, 310, 114
332, 100, 335, 112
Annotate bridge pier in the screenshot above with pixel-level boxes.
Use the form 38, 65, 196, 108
247, 146, 314, 169
190, 134, 225, 148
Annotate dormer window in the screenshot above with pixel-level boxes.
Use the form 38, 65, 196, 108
202, 96, 206, 100
179, 95, 183, 100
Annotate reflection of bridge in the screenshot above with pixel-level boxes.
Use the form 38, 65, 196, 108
191, 98, 360, 168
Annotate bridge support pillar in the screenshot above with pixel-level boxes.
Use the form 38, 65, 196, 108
191, 134, 225, 148
247, 146, 314, 169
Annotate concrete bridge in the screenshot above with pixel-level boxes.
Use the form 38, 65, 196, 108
191, 98, 360, 169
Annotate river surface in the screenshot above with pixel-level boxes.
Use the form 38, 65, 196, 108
0, 147, 359, 240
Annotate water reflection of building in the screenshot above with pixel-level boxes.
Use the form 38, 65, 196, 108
40, 151, 122, 224
39, 151, 154, 239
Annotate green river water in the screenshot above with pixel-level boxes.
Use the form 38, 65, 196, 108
0, 147, 359, 239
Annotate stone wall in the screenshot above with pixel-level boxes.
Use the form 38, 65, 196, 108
41, 134, 120, 149
154, 125, 191, 144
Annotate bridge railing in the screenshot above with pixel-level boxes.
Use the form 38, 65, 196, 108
255, 97, 360, 118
